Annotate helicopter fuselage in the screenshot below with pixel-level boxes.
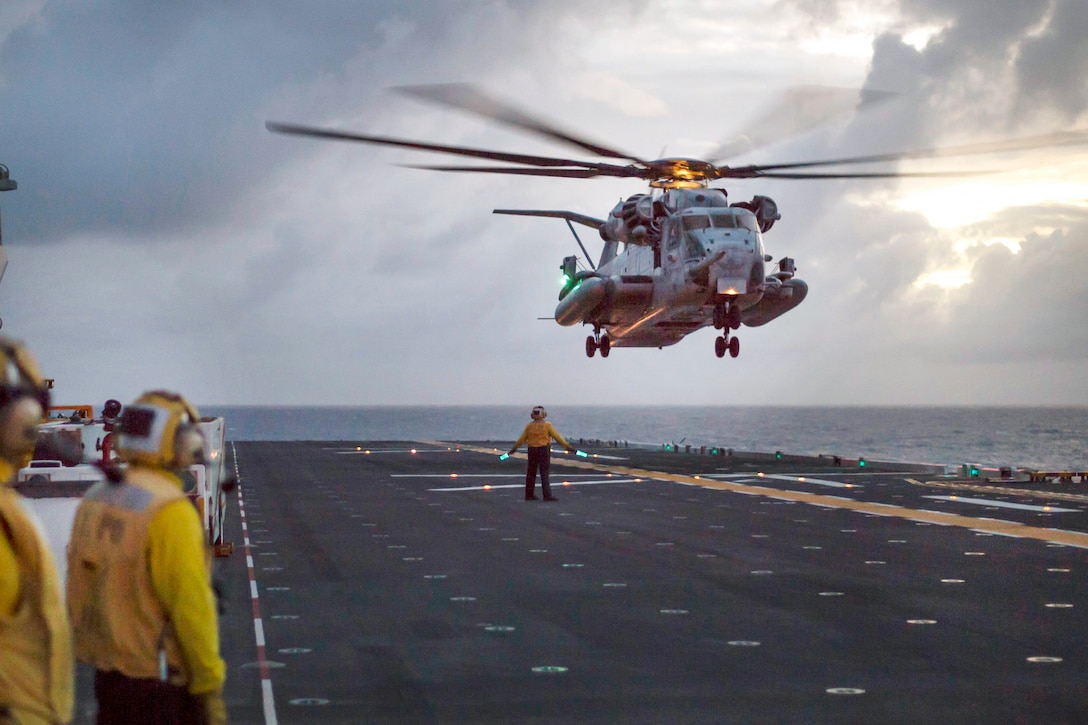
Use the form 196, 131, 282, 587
552, 187, 807, 356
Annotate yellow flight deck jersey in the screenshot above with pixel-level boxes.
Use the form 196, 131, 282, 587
0, 460, 74, 725
513, 420, 572, 450
67, 466, 225, 696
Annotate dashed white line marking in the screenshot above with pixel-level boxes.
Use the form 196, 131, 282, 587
233, 442, 278, 725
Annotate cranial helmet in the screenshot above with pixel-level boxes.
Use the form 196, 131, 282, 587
0, 336, 51, 466
116, 390, 205, 469
531, 405, 547, 420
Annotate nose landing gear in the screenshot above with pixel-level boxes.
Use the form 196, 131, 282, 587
714, 333, 740, 359
713, 300, 742, 331
713, 300, 741, 359
585, 328, 610, 358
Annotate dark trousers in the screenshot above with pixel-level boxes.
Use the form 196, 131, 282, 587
526, 445, 552, 498
94, 669, 203, 725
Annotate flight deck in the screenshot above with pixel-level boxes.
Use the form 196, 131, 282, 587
107, 441, 1088, 723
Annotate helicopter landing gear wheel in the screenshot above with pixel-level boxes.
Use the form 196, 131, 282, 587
715, 332, 740, 359
587, 327, 609, 359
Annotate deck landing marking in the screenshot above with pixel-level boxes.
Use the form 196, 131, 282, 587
242, 661, 285, 669
233, 443, 279, 725
764, 474, 859, 489
440, 442, 1088, 549
397, 473, 607, 479
427, 478, 637, 492
923, 495, 1080, 513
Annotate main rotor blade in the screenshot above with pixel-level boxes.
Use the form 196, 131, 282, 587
399, 163, 644, 179
732, 128, 1088, 174
749, 169, 993, 180
393, 83, 650, 165
266, 121, 614, 169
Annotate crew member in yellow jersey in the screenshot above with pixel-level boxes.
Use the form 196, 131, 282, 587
507, 406, 575, 501
0, 337, 73, 725
67, 391, 226, 725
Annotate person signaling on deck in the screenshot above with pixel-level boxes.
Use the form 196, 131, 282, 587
67, 391, 227, 725
0, 337, 74, 725
508, 406, 575, 502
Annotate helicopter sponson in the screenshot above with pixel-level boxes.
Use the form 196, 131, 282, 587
742, 274, 809, 327
555, 274, 654, 327
554, 262, 808, 332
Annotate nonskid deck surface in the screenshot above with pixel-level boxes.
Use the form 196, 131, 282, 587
205, 441, 1088, 724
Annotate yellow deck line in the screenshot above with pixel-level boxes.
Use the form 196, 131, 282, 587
428, 442, 1088, 549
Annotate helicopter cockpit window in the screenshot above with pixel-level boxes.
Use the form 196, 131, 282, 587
736, 213, 760, 233
683, 233, 706, 260
708, 212, 737, 229
681, 214, 711, 231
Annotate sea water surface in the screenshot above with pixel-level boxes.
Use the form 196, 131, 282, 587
202, 405, 1087, 472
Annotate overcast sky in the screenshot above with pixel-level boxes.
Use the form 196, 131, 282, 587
1, 0, 1086, 407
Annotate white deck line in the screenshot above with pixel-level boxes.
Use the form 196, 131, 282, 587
923, 495, 1080, 513
233, 442, 278, 725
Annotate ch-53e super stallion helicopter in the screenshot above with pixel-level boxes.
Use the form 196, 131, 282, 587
268, 84, 1087, 359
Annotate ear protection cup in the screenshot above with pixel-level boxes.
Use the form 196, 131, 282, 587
172, 425, 206, 469
0, 395, 44, 466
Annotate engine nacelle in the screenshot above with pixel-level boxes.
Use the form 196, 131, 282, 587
731, 195, 781, 233
600, 194, 660, 246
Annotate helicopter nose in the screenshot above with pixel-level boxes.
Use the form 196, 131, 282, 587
710, 254, 764, 297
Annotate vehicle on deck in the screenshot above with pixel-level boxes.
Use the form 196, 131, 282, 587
19, 400, 233, 556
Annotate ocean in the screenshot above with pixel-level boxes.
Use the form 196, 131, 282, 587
201, 405, 1087, 472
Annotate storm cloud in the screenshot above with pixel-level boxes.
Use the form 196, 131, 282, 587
1, 0, 1085, 406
